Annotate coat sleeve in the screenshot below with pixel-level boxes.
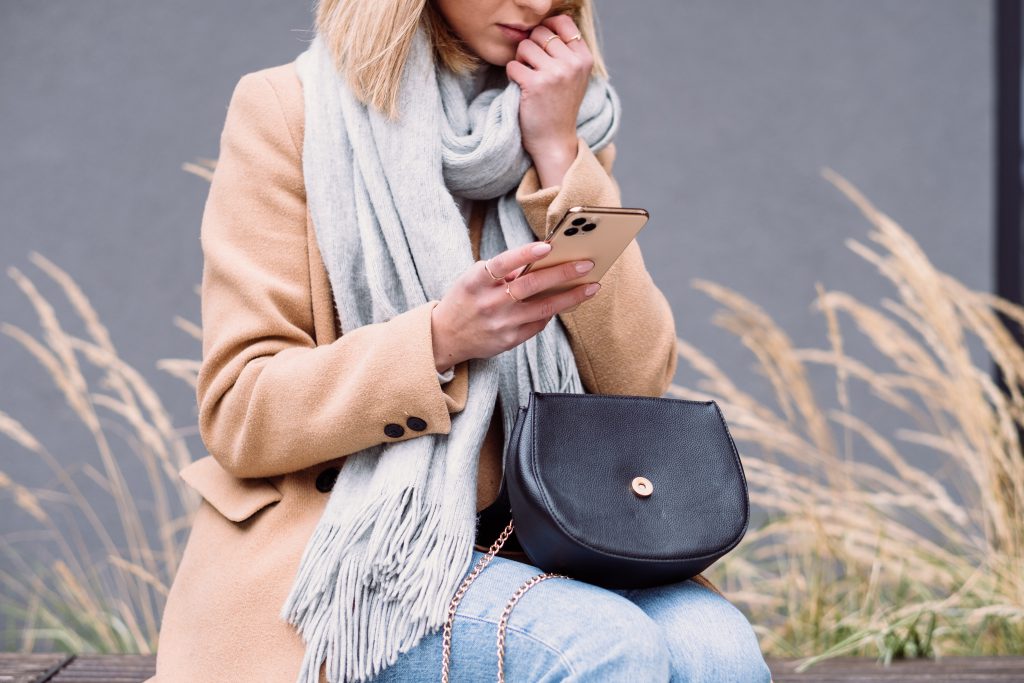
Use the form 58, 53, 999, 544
196, 71, 468, 479
514, 137, 679, 397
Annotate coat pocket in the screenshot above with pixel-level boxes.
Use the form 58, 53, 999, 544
179, 455, 283, 522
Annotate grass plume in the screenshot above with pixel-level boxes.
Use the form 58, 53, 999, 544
677, 167, 1024, 669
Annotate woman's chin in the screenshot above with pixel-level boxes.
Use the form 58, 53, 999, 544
465, 42, 516, 68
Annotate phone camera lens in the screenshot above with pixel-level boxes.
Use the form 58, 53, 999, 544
564, 227, 580, 236
582, 223, 597, 232
571, 217, 587, 226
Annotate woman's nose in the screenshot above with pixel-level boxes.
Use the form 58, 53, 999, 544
511, 0, 554, 19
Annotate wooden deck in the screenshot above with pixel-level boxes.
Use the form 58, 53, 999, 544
2, 653, 1023, 682
765, 656, 1024, 682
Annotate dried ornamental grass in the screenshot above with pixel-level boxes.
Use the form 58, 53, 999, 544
0, 161, 1018, 666
674, 167, 1024, 668
0, 252, 201, 653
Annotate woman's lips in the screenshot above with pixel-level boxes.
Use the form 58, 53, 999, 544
497, 24, 531, 42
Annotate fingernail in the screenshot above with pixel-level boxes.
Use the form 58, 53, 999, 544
584, 283, 600, 295
532, 242, 552, 255
575, 260, 594, 273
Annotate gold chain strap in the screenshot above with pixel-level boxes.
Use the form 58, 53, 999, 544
441, 518, 571, 683
494, 572, 569, 681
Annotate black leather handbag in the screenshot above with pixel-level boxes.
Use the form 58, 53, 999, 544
441, 391, 751, 682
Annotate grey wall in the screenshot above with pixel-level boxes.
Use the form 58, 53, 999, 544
0, 0, 992, 629
597, 0, 992, 494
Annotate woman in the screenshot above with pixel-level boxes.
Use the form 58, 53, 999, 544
149, 0, 773, 681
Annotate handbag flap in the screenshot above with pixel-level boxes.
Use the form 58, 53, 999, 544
520, 392, 749, 560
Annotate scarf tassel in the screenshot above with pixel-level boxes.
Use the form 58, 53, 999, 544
280, 483, 475, 683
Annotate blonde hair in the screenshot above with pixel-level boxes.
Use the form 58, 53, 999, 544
312, 0, 610, 121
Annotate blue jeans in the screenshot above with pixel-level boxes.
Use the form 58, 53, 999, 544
368, 549, 773, 682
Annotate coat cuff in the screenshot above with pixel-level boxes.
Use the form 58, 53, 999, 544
515, 136, 622, 240
379, 300, 461, 435
429, 304, 469, 414
439, 361, 469, 414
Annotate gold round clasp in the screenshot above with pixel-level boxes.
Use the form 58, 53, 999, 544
631, 476, 653, 497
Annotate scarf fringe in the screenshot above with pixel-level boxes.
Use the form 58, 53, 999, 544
280, 483, 474, 683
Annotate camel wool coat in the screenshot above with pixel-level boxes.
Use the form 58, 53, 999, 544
148, 58, 723, 683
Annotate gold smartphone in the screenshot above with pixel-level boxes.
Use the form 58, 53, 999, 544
513, 205, 650, 310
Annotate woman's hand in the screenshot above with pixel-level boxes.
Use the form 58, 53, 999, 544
431, 241, 600, 371
505, 14, 594, 181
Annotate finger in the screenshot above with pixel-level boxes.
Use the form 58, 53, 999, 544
542, 14, 588, 56
477, 258, 506, 287
486, 241, 553, 281
516, 39, 555, 71
511, 281, 600, 324
506, 59, 530, 85
510, 258, 594, 300
531, 25, 573, 59
541, 13, 580, 38
504, 264, 527, 282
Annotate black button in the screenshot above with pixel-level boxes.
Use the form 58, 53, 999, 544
315, 466, 340, 493
384, 423, 405, 438
406, 416, 427, 431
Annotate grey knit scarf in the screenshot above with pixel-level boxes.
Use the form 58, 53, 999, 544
280, 22, 621, 683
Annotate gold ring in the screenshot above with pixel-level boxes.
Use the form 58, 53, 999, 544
505, 282, 522, 303
569, 33, 582, 42
543, 34, 561, 49
482, 259, 503, 281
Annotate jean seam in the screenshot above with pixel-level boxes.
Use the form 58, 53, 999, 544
455, 613, 578, 677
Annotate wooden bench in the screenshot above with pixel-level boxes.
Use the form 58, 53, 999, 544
2, 653, 1023, 682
